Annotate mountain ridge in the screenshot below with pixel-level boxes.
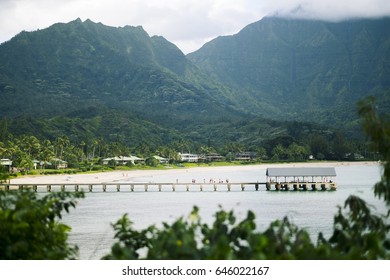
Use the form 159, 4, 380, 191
0, 18, 240, 120
187, 16, 390, 132
0, 18, 259, 150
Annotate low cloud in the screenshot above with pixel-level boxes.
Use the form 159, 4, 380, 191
261, 0, 390, 21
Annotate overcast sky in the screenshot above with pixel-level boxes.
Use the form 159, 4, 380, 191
1, 0, 390, 54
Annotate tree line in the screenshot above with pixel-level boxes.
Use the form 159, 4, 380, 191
0, 126, 375, 177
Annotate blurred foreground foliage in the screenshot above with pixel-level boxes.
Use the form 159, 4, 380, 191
103, 196, 390, 260
0, 190, 84, 259
358, 96, 390, 206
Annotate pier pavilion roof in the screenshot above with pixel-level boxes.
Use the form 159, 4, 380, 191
266, 167, 336, 177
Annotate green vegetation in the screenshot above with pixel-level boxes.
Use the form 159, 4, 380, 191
358, 96, 390, 206
0, 18, 240, 139
0, 190, 84, 259
0, 126, 372, 177
104, 196, 389, 259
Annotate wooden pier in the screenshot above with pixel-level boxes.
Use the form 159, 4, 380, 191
0, 181, 336, 192
0, 167, 338, 193
0, 182, 267, 192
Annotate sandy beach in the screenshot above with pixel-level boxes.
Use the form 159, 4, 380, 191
9, 161, 380, 185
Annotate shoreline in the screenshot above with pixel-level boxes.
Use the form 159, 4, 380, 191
9, 161, 380, 185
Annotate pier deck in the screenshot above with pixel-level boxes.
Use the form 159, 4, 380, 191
0, 166, 337, 192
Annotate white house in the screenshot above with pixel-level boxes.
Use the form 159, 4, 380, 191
179, 153, 199, 163
33, 160, 52, 169
102, 156, 144, 165
0, 159, 12, 170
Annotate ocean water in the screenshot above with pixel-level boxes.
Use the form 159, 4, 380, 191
61, 164, 386, 260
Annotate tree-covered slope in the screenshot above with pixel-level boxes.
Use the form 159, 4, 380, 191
0, 18, 238, 126
188, 17, 390, 132
0, 17, 373, 153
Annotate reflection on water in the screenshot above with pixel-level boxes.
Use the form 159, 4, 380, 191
61, 164, 385, 259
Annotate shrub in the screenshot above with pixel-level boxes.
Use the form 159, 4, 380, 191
103, 200, 390, 260
0, 190, 84, 259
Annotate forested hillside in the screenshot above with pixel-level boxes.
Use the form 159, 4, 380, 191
188, 17, 390, 134
0, 19, 244, 147
0, 18, 237, 122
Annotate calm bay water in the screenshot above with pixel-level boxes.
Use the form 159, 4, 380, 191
62, 164, 386, 260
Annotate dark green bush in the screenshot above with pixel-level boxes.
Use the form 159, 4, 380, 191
0, 190, 84, 259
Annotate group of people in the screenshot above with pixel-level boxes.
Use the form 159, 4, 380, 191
189, 178, 230, 184
174, 178, 230, 184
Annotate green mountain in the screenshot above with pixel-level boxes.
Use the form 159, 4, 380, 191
0, 17, 386, 156
0, 18, 248, 146
188, 17, 390, 133
0, 18, 234, 121
0, 18, 301, 152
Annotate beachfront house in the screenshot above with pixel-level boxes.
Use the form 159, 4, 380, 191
33, 160, 52, 169
0, 159, 12, 171
52, 158, 68, 169
235, 152, 257, 161
102, 156, 144, 166
154, 155, 169, 164
179, 153, 199, 163
205, 153, 224, 161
